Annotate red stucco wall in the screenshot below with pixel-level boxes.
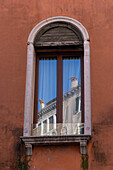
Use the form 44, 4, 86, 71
0, 0, 113, 169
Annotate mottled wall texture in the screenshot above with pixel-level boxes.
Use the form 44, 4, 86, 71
0, 0, 113, 170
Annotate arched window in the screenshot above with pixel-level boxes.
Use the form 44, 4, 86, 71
21, 16, 91, 155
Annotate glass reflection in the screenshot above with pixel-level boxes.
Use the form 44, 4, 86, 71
63, 57, 82, 135
32, 56, 83, 136
37, 57, 57, 135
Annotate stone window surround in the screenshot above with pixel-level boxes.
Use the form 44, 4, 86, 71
21, 16, 91, 155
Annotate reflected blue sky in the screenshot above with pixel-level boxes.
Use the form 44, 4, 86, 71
63, 58, 81, 93
38, 57, 81, 111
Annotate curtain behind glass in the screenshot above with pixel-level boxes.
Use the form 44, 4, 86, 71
38, 57, 57, 111
37, 57, 57, 136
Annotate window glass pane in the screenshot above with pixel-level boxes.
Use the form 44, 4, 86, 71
32, 55, 84, 136
37, 57, 57, 135
63, 57, 81, 92
63, 57, 82, 134
38, 57, 57, 111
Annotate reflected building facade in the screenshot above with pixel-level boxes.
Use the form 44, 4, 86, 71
32, 77, 83, 136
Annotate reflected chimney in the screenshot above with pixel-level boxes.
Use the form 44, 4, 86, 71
70, 77, 79, 88
39, 99, 45, 109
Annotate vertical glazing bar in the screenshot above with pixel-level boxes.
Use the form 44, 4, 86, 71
57, 55, 63, 123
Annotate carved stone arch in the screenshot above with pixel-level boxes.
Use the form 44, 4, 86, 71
28, 16, 89, 43
23, 16, 91, 141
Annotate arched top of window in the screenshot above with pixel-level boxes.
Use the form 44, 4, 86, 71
28, 16, 89, 44
34, 22, 83, 47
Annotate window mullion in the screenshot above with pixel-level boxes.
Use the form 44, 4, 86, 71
57, 55, 63, 123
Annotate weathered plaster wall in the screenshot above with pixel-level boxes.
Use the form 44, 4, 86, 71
0, 0, 113, 169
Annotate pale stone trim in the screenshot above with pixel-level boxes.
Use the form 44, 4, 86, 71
23, 43, 36, 136
84, 41, 91, 135
23, 16, 91, 137
28, 16, 89, 44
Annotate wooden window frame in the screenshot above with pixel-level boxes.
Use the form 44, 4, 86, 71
34, 49, 84, 126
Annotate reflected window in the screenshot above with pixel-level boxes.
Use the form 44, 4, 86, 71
49, 116, 54, 131
65, 106, 68, 121
43, 119, 47, 134
73, 97, 80, 115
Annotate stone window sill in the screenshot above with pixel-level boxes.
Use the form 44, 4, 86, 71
21, 135, 91, 155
